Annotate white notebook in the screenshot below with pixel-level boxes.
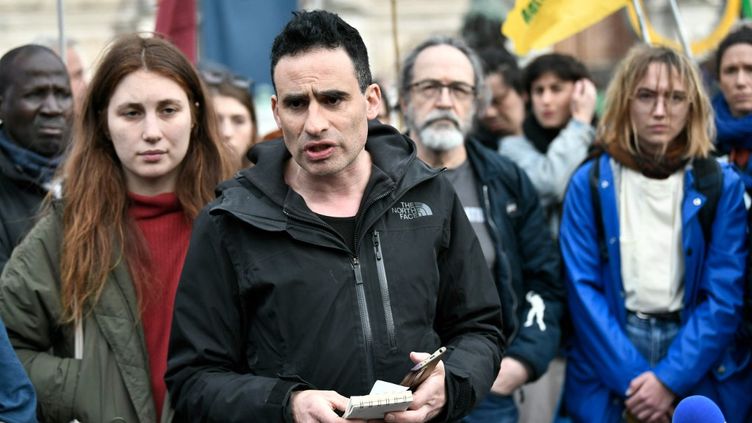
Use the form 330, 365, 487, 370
342, 380, 413, 420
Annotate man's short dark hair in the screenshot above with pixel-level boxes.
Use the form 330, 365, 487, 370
715, 25, 752, 76
523, 53, 590, 96
477, 47, 523, 95
0, 44, 59, 95
270, 10, 372, 93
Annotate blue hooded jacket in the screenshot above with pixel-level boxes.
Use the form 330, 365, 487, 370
560, 154, 752, 422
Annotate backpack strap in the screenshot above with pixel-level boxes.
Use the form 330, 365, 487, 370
692, 157, 723, 244
588, 156, 722, 263
588, 156, 608, 262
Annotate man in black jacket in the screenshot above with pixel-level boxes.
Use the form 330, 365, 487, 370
166, 11, 504, 423
399, 36, 564, 423
0, 45, 72, 272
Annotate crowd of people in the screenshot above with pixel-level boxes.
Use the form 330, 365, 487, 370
0, 8, 750, 423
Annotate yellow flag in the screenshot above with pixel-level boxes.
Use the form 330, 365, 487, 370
502, 0, 629, 55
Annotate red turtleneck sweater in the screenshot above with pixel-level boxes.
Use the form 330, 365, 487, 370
127, 192, 192, 417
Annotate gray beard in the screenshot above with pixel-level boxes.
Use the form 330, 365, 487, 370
419, 125, 465, 152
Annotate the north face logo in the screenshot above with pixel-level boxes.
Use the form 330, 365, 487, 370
391, 202, 433, 220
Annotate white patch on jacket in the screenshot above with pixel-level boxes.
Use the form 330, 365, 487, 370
524, 291, 546, 331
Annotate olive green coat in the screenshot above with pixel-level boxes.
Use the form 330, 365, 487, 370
0, 211, 164, 422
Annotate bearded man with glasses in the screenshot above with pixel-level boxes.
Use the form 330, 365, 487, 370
400, 36, 564, 423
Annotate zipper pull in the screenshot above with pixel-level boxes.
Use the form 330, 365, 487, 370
351, 257, 364, 285
373, 232, 382, 260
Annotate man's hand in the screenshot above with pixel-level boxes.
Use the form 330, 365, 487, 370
570, 78, 597, 125
624, 371, 675, 423
384, 351, 447, 423
490, 357, 529, 396
291, 390, 365, 423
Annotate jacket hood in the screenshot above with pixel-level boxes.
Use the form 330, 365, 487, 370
212, 121, 438, 231
232, 120, 419, 206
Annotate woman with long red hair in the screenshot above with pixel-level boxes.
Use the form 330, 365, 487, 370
0, 34, 232, 422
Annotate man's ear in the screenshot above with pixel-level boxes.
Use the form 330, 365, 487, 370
365, 83, 382, 120
271, 94, 282, 129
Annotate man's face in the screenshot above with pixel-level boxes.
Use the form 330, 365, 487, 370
0, 50, 73, 157
481, 72, 525, 136
403, 44, 477, 152
719, 43, 752, 117
271, 47, 380, 178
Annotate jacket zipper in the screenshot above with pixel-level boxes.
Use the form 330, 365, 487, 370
372, 231, 397, 348
483, 184, 519, 342
351, 257, 376, 384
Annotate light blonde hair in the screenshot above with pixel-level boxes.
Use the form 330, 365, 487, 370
598, 45, 714, 158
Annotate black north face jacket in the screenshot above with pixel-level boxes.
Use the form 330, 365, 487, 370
166, 122, 504, 422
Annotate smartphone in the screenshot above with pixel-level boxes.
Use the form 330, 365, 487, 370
400, 346, 447, 389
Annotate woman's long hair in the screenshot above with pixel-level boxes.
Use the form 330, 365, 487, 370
598, 45, 714, 159
58, 34, 233, 323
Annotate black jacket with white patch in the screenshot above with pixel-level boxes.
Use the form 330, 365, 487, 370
166, 122, 504, 422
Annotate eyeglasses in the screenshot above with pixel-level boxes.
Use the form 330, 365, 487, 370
632, 88, 689, 111
409, 79, 476, 102
200, 69, 254, 93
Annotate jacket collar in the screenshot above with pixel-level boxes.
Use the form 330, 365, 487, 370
464, 136, 507, 183
213, 121, 439, 230
239, 121, 420, 203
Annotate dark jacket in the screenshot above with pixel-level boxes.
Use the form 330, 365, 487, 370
0, 146, 47, 273
465, 139, 563, 382
166, 122, 504, 422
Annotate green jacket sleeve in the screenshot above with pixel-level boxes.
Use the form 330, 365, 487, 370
0, 212, 81, 422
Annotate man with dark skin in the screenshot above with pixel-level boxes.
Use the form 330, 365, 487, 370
0, 45, 73, 271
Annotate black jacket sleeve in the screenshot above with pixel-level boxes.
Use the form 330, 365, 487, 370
504, 166, 565, 382
434, 190, 505, 421
165, 209, 307, 423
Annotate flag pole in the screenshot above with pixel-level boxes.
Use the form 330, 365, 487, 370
390, 0, 403, 130
631, 0, 651, 44
57, 0, 67, 64
667, 0, 693, 59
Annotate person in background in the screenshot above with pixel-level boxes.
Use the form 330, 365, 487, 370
35, 37, 88, 113
0, 34, 232, 422
166, 10, 503, 422
201, 68, 259, 170
711, 22, 752, 394
500, 53, 596, 236
375, 80, 393, 125
400, 35, 563, 423
712, 24, 752, 192
472, 47, 526, 151
0, 44, 73, 273
560, 45, 751, 423
0, 317, 36, 423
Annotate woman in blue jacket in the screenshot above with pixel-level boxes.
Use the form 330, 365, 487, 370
560, 45, 751, 423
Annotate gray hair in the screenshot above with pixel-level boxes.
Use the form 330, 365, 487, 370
398, 35, 488, 112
